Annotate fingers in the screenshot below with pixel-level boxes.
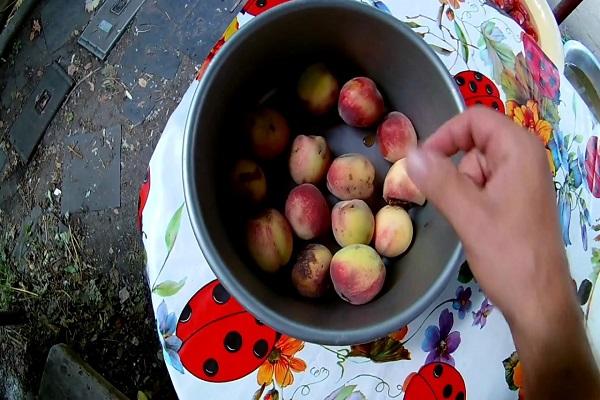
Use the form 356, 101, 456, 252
458, 149, 488, 187
423, 107, 517, 164
407, 146, 483, 241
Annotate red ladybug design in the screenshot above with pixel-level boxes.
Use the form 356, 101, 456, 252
404, 362, 466, 400
522, 32, 560, 100
137, 168, 150, 232
243, 0, 291, 16
177, 280, 279, 383
454, 70, 505, 114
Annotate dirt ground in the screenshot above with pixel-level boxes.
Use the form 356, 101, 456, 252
0, 0, 237, 398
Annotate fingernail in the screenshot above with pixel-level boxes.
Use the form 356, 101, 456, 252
406, 148, 428, 181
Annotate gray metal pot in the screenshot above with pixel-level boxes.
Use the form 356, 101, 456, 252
183, 0, 465, 345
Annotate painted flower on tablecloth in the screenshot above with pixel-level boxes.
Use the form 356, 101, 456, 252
264, 388, 279, 400
421, 309, 461, 366
373, 1, 391, 14
349, 326, 411, 363
549, 129, 591, 249
156, 301, 184, 374
439, 0, 465, 8
257, 335, 306, 388
506, 100, 553, 145
452, 286, 472, 319
503, 351, 526, 399
472, 298, 494, 329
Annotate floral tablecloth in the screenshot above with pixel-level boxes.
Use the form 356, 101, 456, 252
139, 1, 600, 398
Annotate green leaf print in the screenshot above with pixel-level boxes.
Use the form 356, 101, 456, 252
480, 21, 516, 82
454, 21, 469, 64
165, 204, 184, 253
153, 278, 187, 297
429, 44, 452, 56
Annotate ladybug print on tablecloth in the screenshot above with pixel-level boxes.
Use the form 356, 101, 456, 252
243, 0, 291, 16
454, 70, 505, 113
137, 168, 150, 232
404, 362, 466, 400
177, 280, 279, 383
522, 32, 560, 100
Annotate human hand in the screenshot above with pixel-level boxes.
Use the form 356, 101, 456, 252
406, 107, 599, 399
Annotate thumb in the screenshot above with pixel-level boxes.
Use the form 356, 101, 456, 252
407, 147, 483, 240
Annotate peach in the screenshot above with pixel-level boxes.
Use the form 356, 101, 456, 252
330, 244, 386, 305
285, 184, 330, 240
376, 112, 418, 162
247, 108, 291, 159
326, 154, 375, 200
331, 199, 374, 246
246, 209, 293, 273
383, 158, 426, 206
289, 135, 332, 184
338, 77, 385, 128
230, 159, 267, 204
291, 244, 333, 298
297, 63, 339, 115
374, 206, 413, 257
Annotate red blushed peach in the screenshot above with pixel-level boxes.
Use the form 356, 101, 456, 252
374, 205, 413, 257
326, 154, 375, 200
376, 112, 418, 162
247, 209, 293, 273
331, 199, 375, 246
247, 108, 291, 159
230, 159, 267, 204
383, 158, 426, 206
298, 63, 339, 115
330, 244, 386, 305
289, 135, 332, 184
338, 77, 385, 128
291, 244, 333, 298
285, 184, 330, 240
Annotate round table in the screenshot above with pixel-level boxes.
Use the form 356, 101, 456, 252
140, 1, 600, 398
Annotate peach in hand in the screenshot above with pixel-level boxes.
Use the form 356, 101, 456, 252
338, 77, 385, 128
331, 199, 375, 246
374, 205, 413, 257
383, 158, 426, 206
285, 184, 330, 240
247, 209, 293, 273
377, 111, 417, 162
330, 244, 386, 305
326, 154, 375, 200
298, 63, 339, 115
247, 108, 291, 159
291, 244, 333, 298
289, 135, 332, 184
230, 159, 267, 204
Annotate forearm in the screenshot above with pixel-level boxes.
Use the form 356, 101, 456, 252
508, 278, 600, 400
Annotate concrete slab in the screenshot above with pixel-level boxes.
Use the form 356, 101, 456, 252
62, 126, 122, 214
41, 0, 90, 54
120, 1, 185, 79
38, 344, 128, 400
79, 0, 147, 60
8, 63, 73, 162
